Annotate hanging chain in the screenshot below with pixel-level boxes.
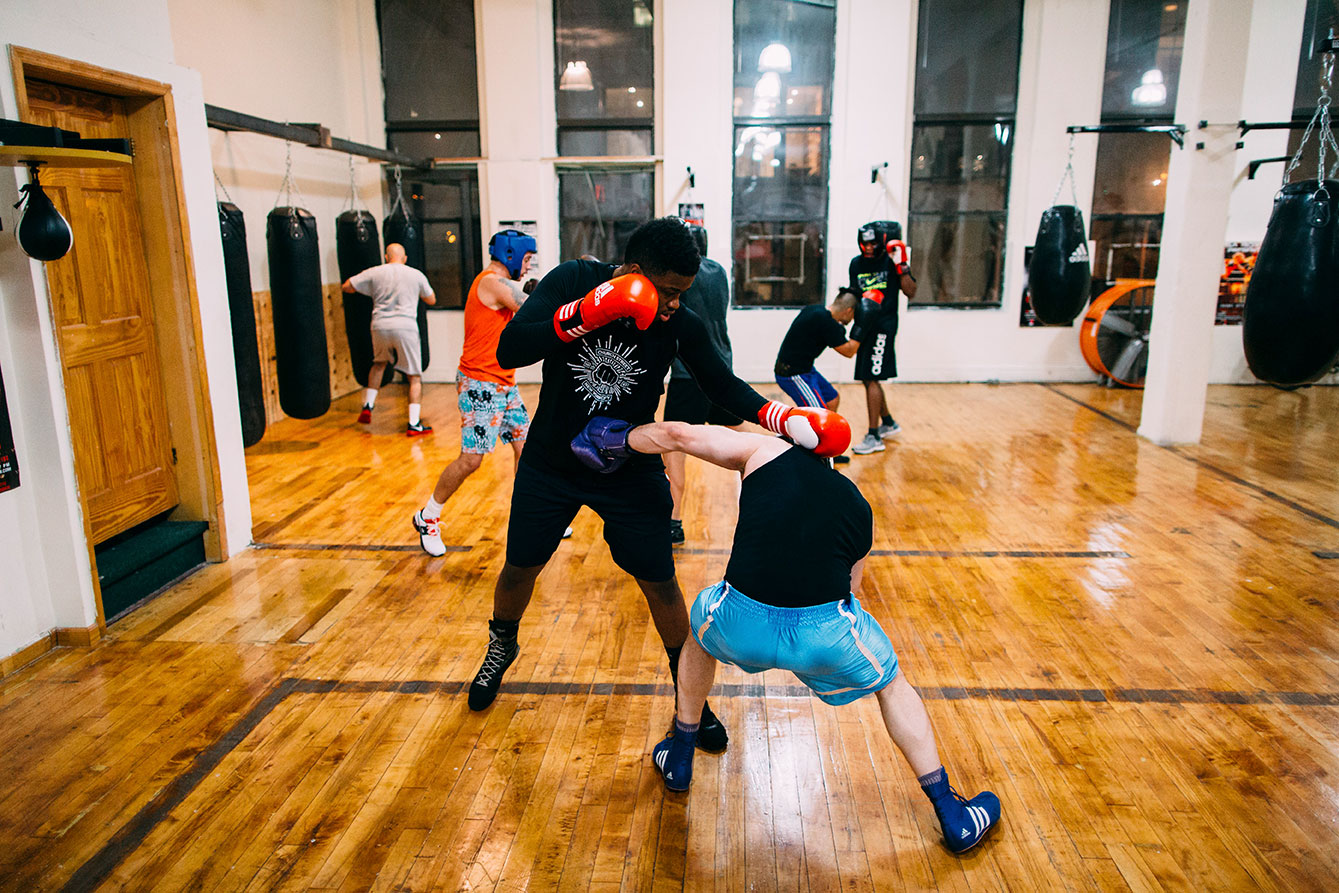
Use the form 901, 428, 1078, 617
213, 169, 234, 205
273, 141, 307, 213
1052, 133, 1079, 207
1283, 45, 1339, 187
387, 164, 408, 219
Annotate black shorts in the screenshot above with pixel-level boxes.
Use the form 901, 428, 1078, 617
506, 457, 675, 581
854, 321, 898, 381
663, 377, 742, 426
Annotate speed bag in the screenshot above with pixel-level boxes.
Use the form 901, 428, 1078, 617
383, 210, 431, 373
1027, 205, 1091, 325
335, 210, 392, 388
1243, 179, 1339, 386
266, 207, 331, 419
219, 203, 266, 446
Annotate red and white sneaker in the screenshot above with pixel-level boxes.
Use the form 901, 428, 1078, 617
412, 510, 445, 556
357, 404, 372, 424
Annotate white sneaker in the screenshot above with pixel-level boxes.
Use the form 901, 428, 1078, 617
852, 433, 886, 455
562, 526, 574, 539
878, 420, 901, 439
412, 510, 446, 556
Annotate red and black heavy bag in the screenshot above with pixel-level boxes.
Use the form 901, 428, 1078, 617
383, 209, 431, 373
335, 210, 392, 388
1243, 179, 1339, 386
1027, 205, 1091, 325
266, 207, 331, 419
219, 202, 266, 446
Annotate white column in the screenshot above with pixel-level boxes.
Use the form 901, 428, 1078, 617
1138, 0, 1256, 444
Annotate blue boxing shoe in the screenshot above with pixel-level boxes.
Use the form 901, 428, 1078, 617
652, 723, 698, 792
920, 768, 1001, 853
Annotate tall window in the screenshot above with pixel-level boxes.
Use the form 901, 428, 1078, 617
379, 0, 483, 307
732, 0, 835, 307
1285, 0, 1339, 181
909, 0, 1022, 308
554, 0, 655, 262
1088, 0, 1188, 287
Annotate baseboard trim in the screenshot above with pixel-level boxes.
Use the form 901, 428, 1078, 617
1, 623, 102, 677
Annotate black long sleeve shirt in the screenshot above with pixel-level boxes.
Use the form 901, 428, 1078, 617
498, 259, 766, 477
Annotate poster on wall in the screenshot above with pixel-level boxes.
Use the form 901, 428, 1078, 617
0, 363, 19, 493
1217, 242, 1257, 325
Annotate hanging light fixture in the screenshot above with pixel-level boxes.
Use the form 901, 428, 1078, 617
560, 60, 594, 91
757, 42, 792, 73
632, 0, 653, 27
1131, 69, 1167, 107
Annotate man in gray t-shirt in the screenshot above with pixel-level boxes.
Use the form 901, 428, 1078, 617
343, 243, 436, 434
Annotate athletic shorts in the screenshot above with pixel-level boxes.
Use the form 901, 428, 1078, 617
854, 321, 897, 381
689, 581, 899, 706
371, 324, 423, 376
457, 372, 528, 454
506, 458, 674, 581
775, 370, 838, 408
663, 377, 742, 426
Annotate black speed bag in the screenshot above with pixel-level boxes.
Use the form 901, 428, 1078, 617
17, 180, 73, 261
266, 206, 331, 419
383, 210, 431, 373
1244, 179, 1339, 386
1027, 205, 1091, 325
335, 211, 392, 388
219, 202, 266, 446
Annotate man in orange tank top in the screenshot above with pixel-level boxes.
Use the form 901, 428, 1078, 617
412, 230, 544, 556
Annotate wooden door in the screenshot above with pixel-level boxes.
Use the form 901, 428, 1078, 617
26, 80, 178, 544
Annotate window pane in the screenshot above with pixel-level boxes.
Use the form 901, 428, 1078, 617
389, 168, 482, 309
1091, 132, 1171, 215
388, 129, 480, 159
380, 0, 479, 123
1090, 214, 1162, 283
423, 221, 467, 309
555, 0, 654, 124
558, 128, 653, 157
733, 0, 836, 120
1286, 0, 1339, 173
908, 214, 1005, 306
732, 221, 824, 307
914, 0, 1023, 116
558, 170, 654, 262
733, 125, 829, 220
1100, 0, 1188, 119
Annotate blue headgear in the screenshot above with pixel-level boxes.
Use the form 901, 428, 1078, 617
488, 229, 537, 278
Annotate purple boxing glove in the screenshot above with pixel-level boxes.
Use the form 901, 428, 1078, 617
571, 416, 634, 473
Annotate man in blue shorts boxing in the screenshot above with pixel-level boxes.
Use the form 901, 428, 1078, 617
570, 411, 1002, 854
774, 288, 860, 410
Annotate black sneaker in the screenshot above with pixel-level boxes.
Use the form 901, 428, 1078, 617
669, 519, 685, 546
468, 629, 518, 710
696, 700, 729, 753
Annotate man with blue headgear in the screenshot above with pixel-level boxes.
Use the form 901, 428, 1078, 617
412, 228, 574, 555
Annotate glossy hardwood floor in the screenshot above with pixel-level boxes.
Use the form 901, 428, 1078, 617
2, 381, 1337, 891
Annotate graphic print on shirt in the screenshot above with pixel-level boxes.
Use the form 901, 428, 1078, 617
855, 270, 890, 293
567, 335, 645, 411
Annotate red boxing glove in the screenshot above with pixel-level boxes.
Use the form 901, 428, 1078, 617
553, 273, 658, 342
886, 239, 911, 277
756, 402, 852, 458
862, 288, 884, 305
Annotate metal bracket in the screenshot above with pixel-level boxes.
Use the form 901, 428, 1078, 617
1248, 156, 1290, 180
1066, 123, 1187, 149
871, 161, 888, 184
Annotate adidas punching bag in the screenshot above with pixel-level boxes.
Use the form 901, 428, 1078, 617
1244, 180, 1339, 386
335, 210, 392, 387
383, 210, 431, 373
1027, 205, 1091, 325
266, 207, 331, 419
219, 203, 266, 446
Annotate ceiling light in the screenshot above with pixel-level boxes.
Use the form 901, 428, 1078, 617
633, 0, 653, 27
559, 60, 594, 91
758, 42, 792, 73
1131, 69, 1167, 107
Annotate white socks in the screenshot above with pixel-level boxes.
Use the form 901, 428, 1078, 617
409, 404, 421, 425
423, 496, 444, 520
364, 387, 378, 408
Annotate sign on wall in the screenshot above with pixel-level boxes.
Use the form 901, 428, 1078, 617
0, 363, 19, 493
1217, 242, 1257, 325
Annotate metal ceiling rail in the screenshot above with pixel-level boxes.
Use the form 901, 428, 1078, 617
204, 104, 424, 168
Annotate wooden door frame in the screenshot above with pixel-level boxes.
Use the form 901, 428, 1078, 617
10, 46, 227, 632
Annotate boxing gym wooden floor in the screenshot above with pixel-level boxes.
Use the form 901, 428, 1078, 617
2, 382, 1336, 891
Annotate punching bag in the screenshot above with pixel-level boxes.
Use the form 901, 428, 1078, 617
219, 203, 266, 446
16, 177, 73, 262
266, 207, 331, 419
335, 210, 392, 387
383, 209, 431, 372
1244, 179, 1339, 386
1027, 205, 1091, 325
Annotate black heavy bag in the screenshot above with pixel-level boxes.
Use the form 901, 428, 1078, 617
219, 202, 266, 446
1027, 205, 1091, 325
383, 210, 431, 373
1244, 179, 1339, 385
266, 207, 331, 419
335, 210, 392, 388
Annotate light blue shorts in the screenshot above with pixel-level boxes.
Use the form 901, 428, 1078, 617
689, 581, 900, 705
